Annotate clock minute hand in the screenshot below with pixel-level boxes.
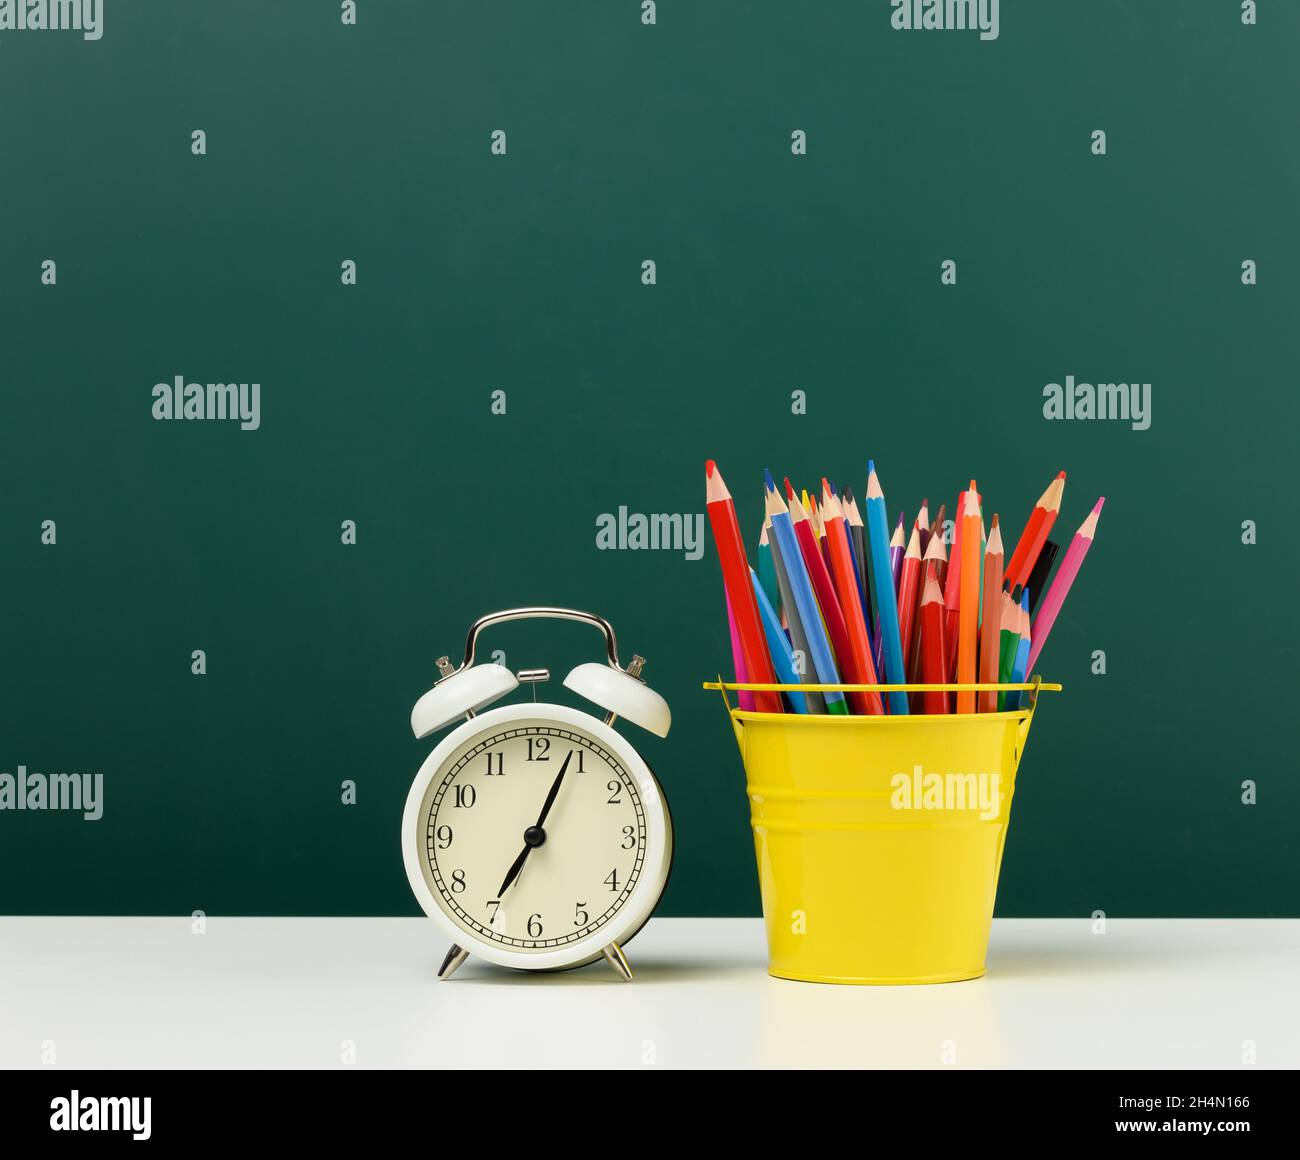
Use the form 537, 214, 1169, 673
495, 751, 574, 898
532, 750, 573, 830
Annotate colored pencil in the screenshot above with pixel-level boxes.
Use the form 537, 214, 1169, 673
786, 478, 876, 715
1009, 589, 1032, 702
1024, 539, 1060, 615
996, 590, 1019, 710
725, 595, 754, 711
895, 523, 923, 695
916, 499, 931, 556
875, 514, 905, 678
930, 503, 946, 545
757, 519, 780, 622
706, 461, 783, 713
1027, 498, 1104, 673
977, 515, 1005, 712
764, 473, 846, 714
889, 513, 906, 594
751, 568, 808, 713
844, 491, 874, 647
917, 574, 948, 714
821, 481, 884, 715
912, 529, 948, 684
1005, 471, 1066, 590
955, 483, 981, 713
840, 485, 865, 610
766, 510, 827, 714
943, 489, 966, 678
864, 461, 909, 714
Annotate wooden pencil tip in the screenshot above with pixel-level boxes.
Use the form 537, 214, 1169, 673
1093, 496, 1106, 512
705, 459, 716, 477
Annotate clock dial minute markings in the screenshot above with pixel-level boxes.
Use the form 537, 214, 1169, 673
495, 749, 574, 898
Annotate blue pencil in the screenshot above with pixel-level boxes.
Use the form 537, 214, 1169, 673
1011, 588, 1031, 708
750, 568, 808, 713
764, 470, 847, 714
864, 461, 910, 714
766, 517, 826, 714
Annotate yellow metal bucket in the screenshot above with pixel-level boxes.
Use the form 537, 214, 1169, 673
706, 680, 1060, 985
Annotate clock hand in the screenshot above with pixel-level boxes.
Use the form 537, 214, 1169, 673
495, 844, 532, 899
495, 750, 574, 898
532, 750, 572, 830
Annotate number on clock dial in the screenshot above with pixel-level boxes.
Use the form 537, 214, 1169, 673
422, 725, 646, 950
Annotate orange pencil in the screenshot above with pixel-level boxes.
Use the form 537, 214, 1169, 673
821, 481, 884, 715
956, 482, 981, 713
918, 574, 948, 714
785, 479, 876, 715
705, 461, 782, 713
977, 515, 1005, 712
1005, 471, 1066, 590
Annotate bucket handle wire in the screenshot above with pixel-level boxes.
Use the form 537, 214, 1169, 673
705, 676, 1061, 713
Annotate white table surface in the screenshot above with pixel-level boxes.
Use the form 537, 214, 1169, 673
1, 917, 1296, 1069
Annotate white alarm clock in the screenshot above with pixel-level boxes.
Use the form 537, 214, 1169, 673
402, 608, 673, 981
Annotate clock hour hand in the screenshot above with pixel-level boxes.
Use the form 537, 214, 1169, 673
495, 751, 573, 898
495, 843, 532, 899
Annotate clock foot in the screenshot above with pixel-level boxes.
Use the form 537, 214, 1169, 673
601, 941, 634, 982
438, 944, 469, 981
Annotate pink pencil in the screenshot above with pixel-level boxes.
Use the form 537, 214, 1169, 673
726, 594, 755, 711
1026, 498, 1104, 672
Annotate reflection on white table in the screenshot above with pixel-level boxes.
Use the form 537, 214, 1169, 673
1, 917, 1296, 1069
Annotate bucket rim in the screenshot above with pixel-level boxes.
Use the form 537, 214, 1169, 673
702, 680, 1062, 694
725, 706, 1033, 724
703, 677, 1059, 720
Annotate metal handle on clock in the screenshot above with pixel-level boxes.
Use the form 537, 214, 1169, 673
455, 607, 630, 674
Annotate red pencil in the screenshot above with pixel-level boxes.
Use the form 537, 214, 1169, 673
785, 479, 877, 715
911, 530, 948, 685
821, 482, 883, 715
705, 461, 782, 713
895, 521, 923, 693
1005, 471, 1066, 590
918, 574, 948, 714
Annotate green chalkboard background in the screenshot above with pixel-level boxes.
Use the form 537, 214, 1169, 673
2, 1, 1297, 917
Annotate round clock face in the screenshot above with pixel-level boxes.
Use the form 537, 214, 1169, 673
410, 712, 663, 960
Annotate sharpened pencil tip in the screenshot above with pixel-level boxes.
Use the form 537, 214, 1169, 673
1093, 496, 1105, 512
867, 459, 876, 476
763, 467, 776, 491
705, 459, 716, 478
1058, 470, 1067, 479
784, 477, 795, 500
